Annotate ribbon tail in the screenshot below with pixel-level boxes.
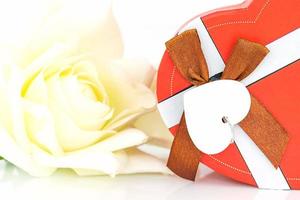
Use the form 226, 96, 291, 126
239, 95, 290, 168
167, 114, 203, 180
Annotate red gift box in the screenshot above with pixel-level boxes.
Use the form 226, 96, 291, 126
157, 0, 300, 189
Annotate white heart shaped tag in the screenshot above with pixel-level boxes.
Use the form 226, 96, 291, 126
183, 80, 251, 154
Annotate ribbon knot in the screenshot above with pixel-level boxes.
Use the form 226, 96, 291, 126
165, 29, 290, 181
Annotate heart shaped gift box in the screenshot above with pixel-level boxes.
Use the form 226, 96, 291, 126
156, 0, 300, 189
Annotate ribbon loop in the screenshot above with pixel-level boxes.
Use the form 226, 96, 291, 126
166, 29, 209, 86
221, 39, 270, 80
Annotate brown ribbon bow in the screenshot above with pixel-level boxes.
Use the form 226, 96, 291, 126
165, 29, 290, 181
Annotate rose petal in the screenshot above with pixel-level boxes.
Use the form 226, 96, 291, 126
51, 107, 115, 152
109, 59, 156, 87
72, 61, 110, 103
59, 75, 113, 130
32, 128, 149, 176
7, 66, 32, 152
99, 69, 156, 128
104, 108, 143, 131
80, 128, 148, 152
31, 145, 122, 176
99, 59, 156, 114
0, 128, 56, 177
134, 110, 173, 148
21, 0, 123, 67
30, 128, 148, 176
23, 100, 64, 155
116, 148, 171, 174
23, 72, 48, 104
47, 72, 113, 130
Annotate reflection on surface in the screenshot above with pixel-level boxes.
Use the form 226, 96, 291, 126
0, 161, 298, 200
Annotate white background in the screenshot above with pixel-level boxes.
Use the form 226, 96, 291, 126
0, 0, 300, 199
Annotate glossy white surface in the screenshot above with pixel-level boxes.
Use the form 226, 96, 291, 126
1, 0, 300, 199
0, 161, 299, 200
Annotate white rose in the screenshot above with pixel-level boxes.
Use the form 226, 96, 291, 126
0, 0, 170, 176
